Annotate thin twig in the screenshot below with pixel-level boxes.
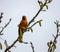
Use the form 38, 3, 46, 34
0, 37, 5, 41
27, 0, 48, 27
5, 38, 18, 52
4, 40, 11, 52
27, 7, 42, 27
48, 21, 60, 52
54, 21, 59, 42
30, 21, 39, 28
30, 42, 34, 52
25, 0, 49, 31
0, 18, 11, 35
4, 37, 28, 52
29, 20, 42, 28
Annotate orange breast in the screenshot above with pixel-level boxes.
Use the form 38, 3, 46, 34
20, 20, 28, 27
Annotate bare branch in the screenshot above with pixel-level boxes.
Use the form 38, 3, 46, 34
30, 42, 34, 52
4, 37, 28, 52
48, 21, 60, 52
54, 21, 60, 42
0, 18, 11, 35
27, 19, 42, 30
5, 38, 18, 52
27, 0, 48, 27
29, 21, 39, 28
0, 12, 3, 23
4, 40, 11, 52
0, 37, 5, 41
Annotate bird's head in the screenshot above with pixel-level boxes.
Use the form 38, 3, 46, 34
22, 16, 27, 20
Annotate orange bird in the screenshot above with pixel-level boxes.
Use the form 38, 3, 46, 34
18, 16, 28, 43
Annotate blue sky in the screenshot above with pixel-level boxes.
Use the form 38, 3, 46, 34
0, 0, 60, 52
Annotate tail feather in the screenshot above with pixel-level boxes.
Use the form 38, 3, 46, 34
18, 28, 23, 43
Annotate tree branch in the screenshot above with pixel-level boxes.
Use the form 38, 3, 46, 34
4, 37, 29, 52
30, 42, 35, 52
4, 0, 52, 52
5, 38, 18, 52
48, 21, 60, 52
54, 21, 59, 42
29, 20, 42, 28
0, 12, 3, 23
4, 40, 11, 52
27, 0, 48, 27
0, 18, 11, 35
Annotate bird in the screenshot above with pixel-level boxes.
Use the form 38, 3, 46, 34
18, 16, 28, 43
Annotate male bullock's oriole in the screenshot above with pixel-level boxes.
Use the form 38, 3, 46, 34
18, 16, 28, 42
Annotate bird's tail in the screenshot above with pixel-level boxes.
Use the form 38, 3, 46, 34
18, 30, 23, 43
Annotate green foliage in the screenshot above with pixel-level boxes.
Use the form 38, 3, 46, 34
58, 24, 60, 27
47, 21, 60, 52
40, 2, 44, 8
45, 5, 48, 10
47, 41, 52, 47
30, 28, 33, 32
38, 20, 42, 27
47, 42, 51, 47
0, 43, 2, 50
47, 40, 57, 52
54, 21, 60, 27
53, 42, 56, 49
38, 1, 44, 8
28, 28, 33, 32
